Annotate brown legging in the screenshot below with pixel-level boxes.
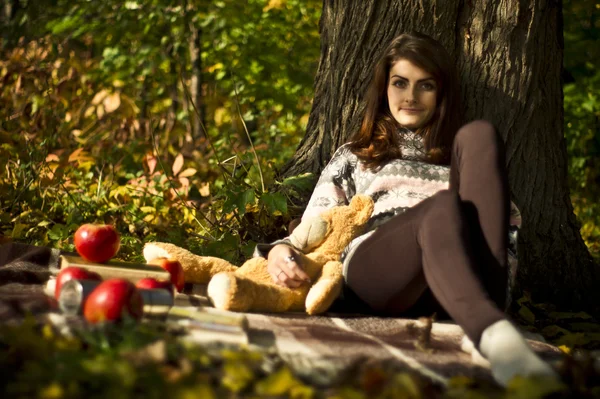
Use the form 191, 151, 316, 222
345, 120, 509, 345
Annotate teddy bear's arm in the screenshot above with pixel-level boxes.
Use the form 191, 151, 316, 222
305, 260, 344, 315
143, 242, 237, 284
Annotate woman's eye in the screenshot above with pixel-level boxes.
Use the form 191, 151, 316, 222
420, 82, 436, 91
393, 80, 407, 88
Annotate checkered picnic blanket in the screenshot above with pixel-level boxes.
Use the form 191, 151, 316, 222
0, 242, 561, 387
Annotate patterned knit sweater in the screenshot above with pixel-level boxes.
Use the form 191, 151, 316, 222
255, 128, 520, 280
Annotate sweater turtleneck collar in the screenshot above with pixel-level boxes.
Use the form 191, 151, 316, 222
397, 127, 426, 160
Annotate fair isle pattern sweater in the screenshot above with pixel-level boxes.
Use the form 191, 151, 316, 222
256, 128, 520, 281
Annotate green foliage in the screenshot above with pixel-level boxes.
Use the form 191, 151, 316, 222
563, 0, 600, 258
0, 0, 320, 262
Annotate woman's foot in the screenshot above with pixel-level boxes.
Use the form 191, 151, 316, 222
479, 319, 558, 386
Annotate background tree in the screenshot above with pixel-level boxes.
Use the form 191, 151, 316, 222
282, 0, 600, 313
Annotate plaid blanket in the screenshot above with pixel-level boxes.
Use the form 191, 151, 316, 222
0, 242, 562, 386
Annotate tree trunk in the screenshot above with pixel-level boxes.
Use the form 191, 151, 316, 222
282, 0, 599, 313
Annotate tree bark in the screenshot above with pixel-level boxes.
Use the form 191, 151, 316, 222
282, 0, 599, 312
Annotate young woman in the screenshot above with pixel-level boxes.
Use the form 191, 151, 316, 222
260, 32, 557, 386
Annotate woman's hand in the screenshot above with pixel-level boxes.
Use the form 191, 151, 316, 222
267, 244, 311, 288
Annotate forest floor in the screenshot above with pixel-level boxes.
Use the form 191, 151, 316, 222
1, 283, 600, 398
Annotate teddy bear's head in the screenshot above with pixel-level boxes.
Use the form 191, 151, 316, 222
289, 195, 374, 257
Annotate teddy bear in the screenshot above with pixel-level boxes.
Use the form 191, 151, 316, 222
143, 194, 374, 315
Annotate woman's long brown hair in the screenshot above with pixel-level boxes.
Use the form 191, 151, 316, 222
348, 32, 462, 167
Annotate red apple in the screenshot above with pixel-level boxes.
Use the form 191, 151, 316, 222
55, 266, 102, 300
83, 279, 143, 323
148, 258, 185, 292
74, 224, 120, 263
135, 278, 174, 296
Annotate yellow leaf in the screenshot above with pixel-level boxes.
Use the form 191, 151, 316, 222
255, 366, 303, 396
264, 0, 285, 12
39, 382, 64, 399
91, 89, 108, 105
206, 63, 224, 73
12, 223, 27, 239
68, 148, 93, 163
214, 107, 229, 126
84, 106, 96, 118
392, 373, 421, 398
199, 182, 210, 197
143, 214, 155, 222
172, 153, 184, 176
222, 360, 254, 393
175, 384, 215, 399
103, 92, 121, 113
558, 345, 571, 354
506, 375, 567, 399
178, 168, 197, 178
96, 104, 105, 119
45, 154, 59, 163
140, 206, 156, 213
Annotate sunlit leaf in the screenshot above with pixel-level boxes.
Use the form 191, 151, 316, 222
222, 360, 254, 393
199, 182, 210, 197
172, 154, 184, 176
103, 92, 121, 113
45, 154, 60, 163
11, 223, 27, 239
96, 104, 105, 119
91, 89, 108, 105
178, 168, 197, 178
255, 366, 304, 396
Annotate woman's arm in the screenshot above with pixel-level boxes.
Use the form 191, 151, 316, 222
263, 144, 357, 287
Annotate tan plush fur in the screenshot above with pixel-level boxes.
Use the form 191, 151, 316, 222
143, 195, 374, 315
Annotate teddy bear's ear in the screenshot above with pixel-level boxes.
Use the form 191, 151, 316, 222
349, 195, 375, 224
289, 216, 329, 252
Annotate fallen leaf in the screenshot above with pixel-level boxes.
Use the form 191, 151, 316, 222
541, 325, 571, 338
548, 311, 592, 320
255, 366, 308, 396
506, 375, 567, 399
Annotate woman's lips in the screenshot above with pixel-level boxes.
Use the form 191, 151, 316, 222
400, 108, 422, 113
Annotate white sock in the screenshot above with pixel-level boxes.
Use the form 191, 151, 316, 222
479, 319, 558, 386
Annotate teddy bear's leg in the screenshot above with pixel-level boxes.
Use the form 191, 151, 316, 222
305, 261, 344, 315
207, 272, 309, 313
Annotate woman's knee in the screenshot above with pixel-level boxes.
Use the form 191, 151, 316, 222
454, 120, 503, 155
422, 190, 465, 227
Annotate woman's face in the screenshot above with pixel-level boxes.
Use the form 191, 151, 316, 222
386, 58, 438, 130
